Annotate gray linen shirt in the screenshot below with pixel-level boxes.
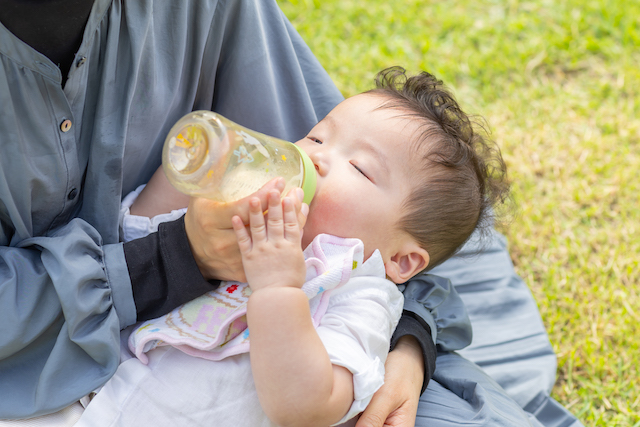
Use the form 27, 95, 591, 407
0, 0, 349, 417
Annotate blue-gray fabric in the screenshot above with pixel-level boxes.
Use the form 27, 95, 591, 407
0, 0, 580, 425
423, 230, 583, 426
399, 274, 473, 351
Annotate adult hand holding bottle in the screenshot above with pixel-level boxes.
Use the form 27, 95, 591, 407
160, 111, 315, 283
185, 178, 309, 283
131, 164, 309, 284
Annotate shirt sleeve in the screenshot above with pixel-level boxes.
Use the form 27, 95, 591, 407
119, 187, 219, 322
314, 276, 404, 425
0, 219, 135, 419
389, 312, 437, 394
0, 206, 211, 420
390, 274, 473, 393
123, 216, 219, 322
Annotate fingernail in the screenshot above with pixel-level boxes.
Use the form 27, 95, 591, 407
276, 177, 285, 191
301, 203, 309, 217
296, 188, 304, 201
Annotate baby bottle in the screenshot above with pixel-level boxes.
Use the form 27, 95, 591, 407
162, 111, 316, 205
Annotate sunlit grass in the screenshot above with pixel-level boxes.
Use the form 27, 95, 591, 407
278, 1, 640, 425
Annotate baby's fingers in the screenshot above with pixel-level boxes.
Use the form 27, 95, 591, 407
285, 187, 309, 229
283, 197, 302, 242
231, 215, 252, 254
248, 197, 267, 243
266, 190, 284, 241
227, 178, 285, 226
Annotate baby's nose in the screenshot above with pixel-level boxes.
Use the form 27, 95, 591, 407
309, 152, 328, 176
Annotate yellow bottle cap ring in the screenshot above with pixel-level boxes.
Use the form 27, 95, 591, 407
292, 144, 316, 205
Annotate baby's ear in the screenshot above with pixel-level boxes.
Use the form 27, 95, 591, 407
385, 243, 429, 284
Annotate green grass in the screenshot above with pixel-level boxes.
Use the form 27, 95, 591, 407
277, 1, 640, 425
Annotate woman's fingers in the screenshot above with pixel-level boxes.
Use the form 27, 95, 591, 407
183, 178, 290, 282
226, 177, 286, 225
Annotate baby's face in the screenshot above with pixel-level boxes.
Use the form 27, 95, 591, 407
295, 93, 421, 263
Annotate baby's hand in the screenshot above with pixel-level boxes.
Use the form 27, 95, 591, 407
231, 189, 307, 292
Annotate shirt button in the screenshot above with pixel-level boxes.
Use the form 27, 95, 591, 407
67, 188, 78, 200
60, 119, 72, 132
76, 56, 87, 67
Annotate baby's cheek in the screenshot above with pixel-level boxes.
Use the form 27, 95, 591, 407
305, 192, 356, 239
309, 192, 340, 227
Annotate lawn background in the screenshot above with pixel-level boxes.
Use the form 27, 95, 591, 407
277, 1, 640, 426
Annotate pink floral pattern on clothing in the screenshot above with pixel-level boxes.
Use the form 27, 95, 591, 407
129, 234, 383, 364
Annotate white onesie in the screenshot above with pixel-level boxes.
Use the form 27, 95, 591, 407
76, 195, 404, 427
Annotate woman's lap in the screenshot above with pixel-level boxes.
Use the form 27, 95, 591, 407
416, 352, 543, 427
425, 230, 582, 426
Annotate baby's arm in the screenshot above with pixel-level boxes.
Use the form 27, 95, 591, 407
232, 191, 354, 427
130, 166, 190, 218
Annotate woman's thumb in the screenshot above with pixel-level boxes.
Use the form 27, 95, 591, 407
355, 393, 394, 427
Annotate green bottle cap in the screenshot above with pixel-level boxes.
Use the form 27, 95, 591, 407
292, 144, 317, 205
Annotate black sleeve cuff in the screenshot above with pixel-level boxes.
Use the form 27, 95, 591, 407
390, 310, 436, 394
123, 215, 220, 322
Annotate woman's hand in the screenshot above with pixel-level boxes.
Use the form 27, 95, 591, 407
356, 336, 424, 427
184, 178, 307, 282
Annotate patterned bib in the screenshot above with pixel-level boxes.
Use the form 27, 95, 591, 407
129, 234, 385, 363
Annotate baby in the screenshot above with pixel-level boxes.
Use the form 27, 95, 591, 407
77, 67, 508, 427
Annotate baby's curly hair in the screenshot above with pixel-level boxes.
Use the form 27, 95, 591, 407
367, 66, 509, 270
